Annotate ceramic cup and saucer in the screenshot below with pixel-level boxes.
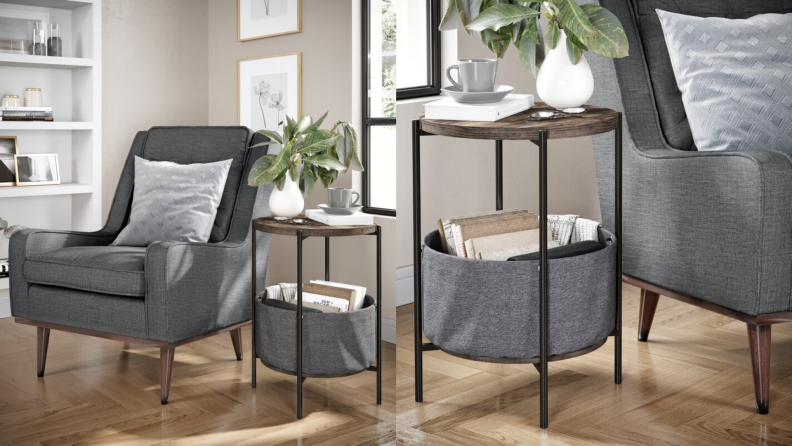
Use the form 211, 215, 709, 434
443, 59, 514, 104
319, 188, 362, 216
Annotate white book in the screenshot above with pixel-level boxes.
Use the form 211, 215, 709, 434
300, 292, 350, 312
310, 280, 367, 311
1, 107, 53, 112
305, 209, 374, 226
424, 94, 534, 122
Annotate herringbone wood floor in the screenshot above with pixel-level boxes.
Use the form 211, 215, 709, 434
396, 283, 792, 445
0, 323, 395, 445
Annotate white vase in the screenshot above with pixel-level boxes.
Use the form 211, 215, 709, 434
536, 30, 594, 110
269, 173, 304, 218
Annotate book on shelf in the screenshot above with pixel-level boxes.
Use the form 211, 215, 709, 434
298, 292, 350, 312
466, 229, 560, 260
302, 283, 356, 310
1, 117, 54, 121
286, 299, 341, 313
452, 213, 541, 258
1, 106, 53, 112
305, 209, 374, 226
424, 94, 534, 122
438, 209, 532, 255
309, 280, 366, 311
1, 107, 54, 121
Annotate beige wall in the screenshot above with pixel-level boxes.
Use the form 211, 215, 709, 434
102, 0, 209, 215
395, 29, 601, 268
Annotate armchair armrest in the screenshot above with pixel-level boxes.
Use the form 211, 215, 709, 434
144, 234, 270, 343
9, 228, 118, 317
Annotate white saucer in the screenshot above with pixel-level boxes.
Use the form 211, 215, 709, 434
318, 204, 362, 216
442, 85, 515, 104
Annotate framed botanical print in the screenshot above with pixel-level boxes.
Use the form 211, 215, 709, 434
0, 136, 17, 186
238, 0, 302, 41
14, 153, 60, 186
239, 52, 301, 133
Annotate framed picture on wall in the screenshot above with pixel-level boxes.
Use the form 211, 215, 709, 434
0, 136, 17, 186
14, 153, 60, 186
238, 0, 301, 41
239, 52, 301, 133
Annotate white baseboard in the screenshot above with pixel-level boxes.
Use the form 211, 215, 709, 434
0, 296, 10, 319
396, 265, 414, 307
382, 317, 396, 344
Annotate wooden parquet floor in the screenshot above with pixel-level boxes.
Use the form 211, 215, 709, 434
0, 323, 395, 445
396, 283, 792, 446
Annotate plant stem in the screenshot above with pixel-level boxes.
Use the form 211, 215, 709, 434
258, 96, 267, 128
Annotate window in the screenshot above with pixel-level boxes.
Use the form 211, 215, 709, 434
395, 0, 441, 99
362, 0, 397, 215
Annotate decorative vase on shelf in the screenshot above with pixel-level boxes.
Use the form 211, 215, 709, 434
536, 30, 594, 110
269, 173, 304, 219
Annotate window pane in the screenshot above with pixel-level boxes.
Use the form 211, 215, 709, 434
368, 125, 396, 210
396, 0, 428, 90
368, 0, 396, 118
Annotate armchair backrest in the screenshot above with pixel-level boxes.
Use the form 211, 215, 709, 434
601, 0, 792, 152
105, 126, 269, 243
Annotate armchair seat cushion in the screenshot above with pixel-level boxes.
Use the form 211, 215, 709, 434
24, 246, 147, 297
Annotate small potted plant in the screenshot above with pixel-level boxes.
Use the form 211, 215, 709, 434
248, 112, 362, 218
442, 0, 629, 109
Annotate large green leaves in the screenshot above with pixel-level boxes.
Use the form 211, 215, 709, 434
439, 0, 484, 33
566, 31, 587, 64
466, 4, 539, 32
297, 130, 338, 155
550, 0, 596, 39
254, 129, 283, 146
300, 165, 317, 198
439, 0, 462, 31
580, 4, 628, 58
247, 154, 276, 186
305, 154, 347, 172
545, 20, 560, 49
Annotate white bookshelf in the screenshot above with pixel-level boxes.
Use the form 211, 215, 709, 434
0, 0, 101, 318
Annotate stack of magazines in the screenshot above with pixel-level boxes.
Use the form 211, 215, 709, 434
266, 281, 367, 313
1, 107, 53, 121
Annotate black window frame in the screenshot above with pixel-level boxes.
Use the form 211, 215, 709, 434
395, 0, 441, 100
361, 0, 398, 216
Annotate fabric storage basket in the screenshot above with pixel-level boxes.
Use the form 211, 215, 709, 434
256, 291, 377, 376
421, 227, 617, 362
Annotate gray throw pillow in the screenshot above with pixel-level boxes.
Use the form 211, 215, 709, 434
656, 10, 792, 153
112, 156, 232, 247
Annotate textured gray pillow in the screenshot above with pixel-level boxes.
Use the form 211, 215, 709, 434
112, 156, 232, 247
656, 10, 792, 153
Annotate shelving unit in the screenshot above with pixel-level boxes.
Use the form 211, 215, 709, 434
0, 0, 101, 317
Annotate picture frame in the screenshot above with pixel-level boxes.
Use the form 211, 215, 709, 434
14, 153, 60, 186
238, 0, 302, 42
0, 136, 17, 186
0, 8, 50, 55
239, 52, 302, 133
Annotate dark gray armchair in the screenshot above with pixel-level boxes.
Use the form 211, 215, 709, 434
9, 127, 274, 403
588, 0, 792, 414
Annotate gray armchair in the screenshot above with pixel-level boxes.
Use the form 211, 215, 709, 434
588, 0, 792, 414
9, 126, 274, 404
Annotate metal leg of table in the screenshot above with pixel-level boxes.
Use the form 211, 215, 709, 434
538, 130, 549, 429
412, 120, 424, 403
615, 113, 623, 385
376, 226, 382, 404
325, 237, 330, 281
251, 222, 257, 389
496, 140, 503, 211
297, 231, 304, 419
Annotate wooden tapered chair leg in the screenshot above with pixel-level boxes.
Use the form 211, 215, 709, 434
638, 289, 660, 342
37, 327, 50, 377
230, 328, 243, 361
747, 324, 771, 414
160, 347, 175, 405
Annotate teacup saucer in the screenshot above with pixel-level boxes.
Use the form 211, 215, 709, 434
442, 85, 515, 104
319, 204, 362, 216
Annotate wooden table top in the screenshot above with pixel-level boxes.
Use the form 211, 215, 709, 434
253, 216, 378, 237
420, 102, 619, 141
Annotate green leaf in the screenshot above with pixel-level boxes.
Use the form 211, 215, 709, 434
566, 31, 584, 65
551, 0, 596, 38
304, 111, 328, 134
274, 171, 286, 191
480, 28, 510, 58
298, 131, 339, 155
304, 154, 348, 172
344, 124, 363, 171
580, 4, 629, 58
439, 0, 461, 31
517, 29, 538, 77
247, 154, 276, 186
251, 141, 279, 148
261, 139, 294, 184
545, 20, 560, 50
466, 4, 540, 32
256, 129, 283, 145
295, 115, 312, 135
289, 162, 299, 182
300, 166, 316, 198
524, 10, 541, 45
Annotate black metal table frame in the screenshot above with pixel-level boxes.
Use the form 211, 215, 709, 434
251, 225, 383, 419
411, 115, 622, 429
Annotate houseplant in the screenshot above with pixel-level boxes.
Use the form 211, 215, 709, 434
248, 112, 362, 218
441, 0, 629, 109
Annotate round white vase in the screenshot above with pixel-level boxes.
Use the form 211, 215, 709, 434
536, 30, 594, 110
269, 173, 304, 218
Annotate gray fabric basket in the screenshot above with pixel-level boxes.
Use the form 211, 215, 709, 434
256, 293, 377, 376
422, 228, 617, 361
